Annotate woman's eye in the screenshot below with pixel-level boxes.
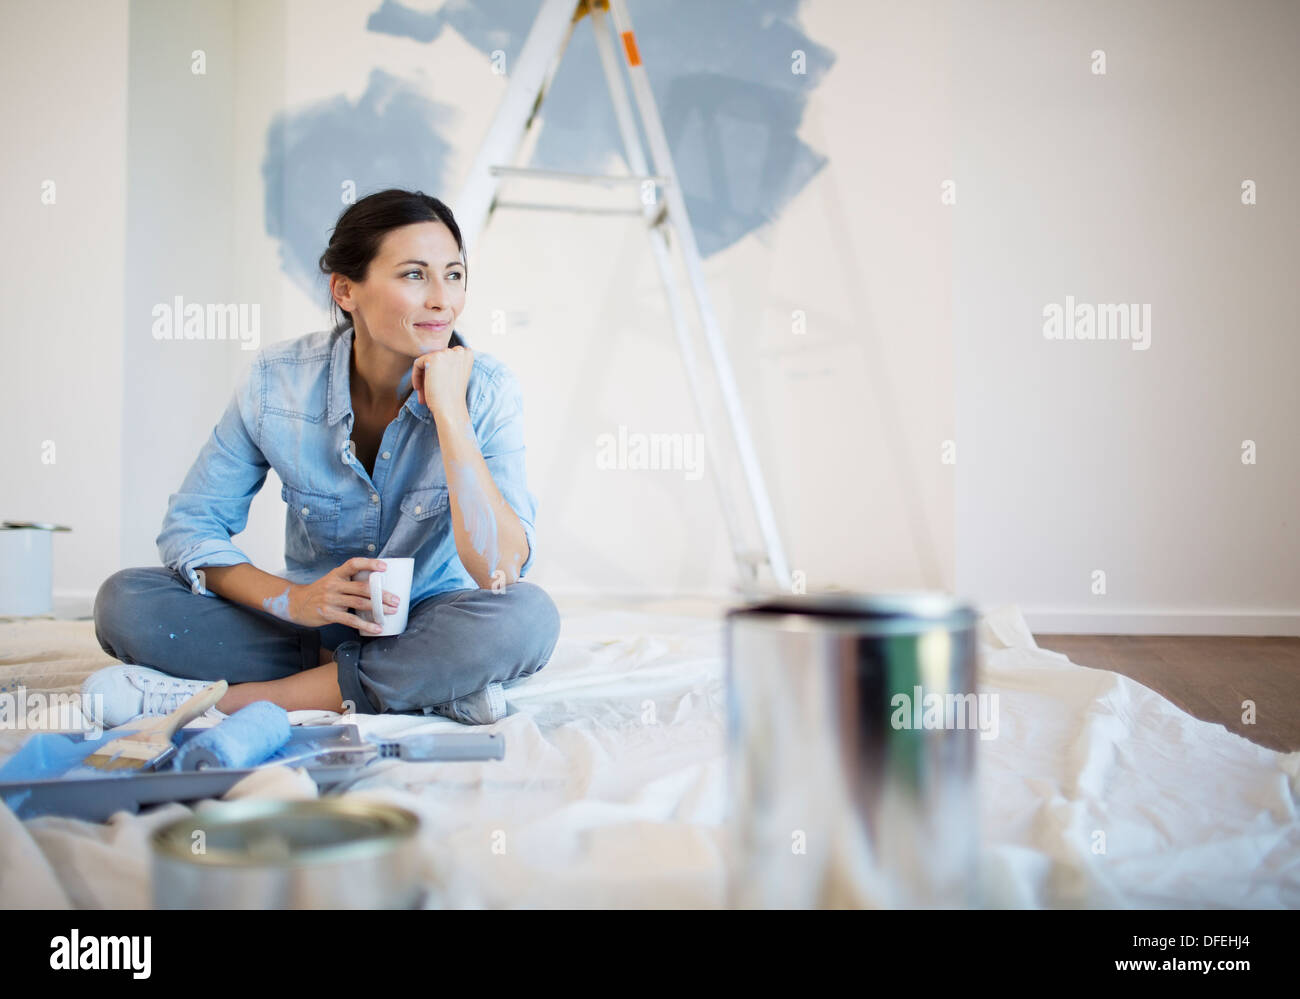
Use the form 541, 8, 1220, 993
404, 271, 461, 281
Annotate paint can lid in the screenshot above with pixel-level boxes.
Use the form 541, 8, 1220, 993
150, 798, 419, 868
726, 590, 977, 634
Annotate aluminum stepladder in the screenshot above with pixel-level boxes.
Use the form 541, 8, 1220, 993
454, 0, 792, 598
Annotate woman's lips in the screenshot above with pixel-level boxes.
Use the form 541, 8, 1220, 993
416, 321, 449, 330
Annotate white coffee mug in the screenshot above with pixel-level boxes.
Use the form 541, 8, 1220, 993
354, 558, 414, 636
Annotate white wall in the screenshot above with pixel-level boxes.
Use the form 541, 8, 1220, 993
4, 0, 1294, 634
122, 0, 244, 578
0, 0, 129, 613
118, 0, 303, 587
954, 0, 1300, 634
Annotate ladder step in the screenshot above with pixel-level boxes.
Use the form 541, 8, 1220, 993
493, 199, 647, 217
490, 165, 670, 188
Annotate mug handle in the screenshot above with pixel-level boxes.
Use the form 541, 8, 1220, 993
367, 571, 386, 626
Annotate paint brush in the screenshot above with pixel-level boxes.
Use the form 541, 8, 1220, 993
82, 680, 228, 772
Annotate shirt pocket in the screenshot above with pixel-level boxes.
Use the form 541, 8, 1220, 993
400, 486, 449, 521
384, 485, 450, 560
282, 483, 342, 561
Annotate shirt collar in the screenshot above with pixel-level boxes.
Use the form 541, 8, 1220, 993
328, 325, 467, 427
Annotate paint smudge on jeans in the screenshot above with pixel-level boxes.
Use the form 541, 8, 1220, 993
263, 586, 292, 621
451, 458, 499, 577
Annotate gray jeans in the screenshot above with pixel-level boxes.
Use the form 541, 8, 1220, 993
92, 567, 562, 715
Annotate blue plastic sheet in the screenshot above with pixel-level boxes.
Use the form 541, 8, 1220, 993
0, 725, 148, 783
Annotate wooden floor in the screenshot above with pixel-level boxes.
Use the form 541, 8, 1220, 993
1033, 634, 1300, 753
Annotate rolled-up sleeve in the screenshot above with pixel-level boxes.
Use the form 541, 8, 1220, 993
473, 367, 538, 580
156, 358, 270, 597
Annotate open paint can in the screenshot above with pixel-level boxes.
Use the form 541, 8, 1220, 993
151, 798, 424, 909
0, 522, 71, 617
725, 591, 984, 908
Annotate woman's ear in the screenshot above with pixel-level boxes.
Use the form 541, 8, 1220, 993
331, 273, 353, 311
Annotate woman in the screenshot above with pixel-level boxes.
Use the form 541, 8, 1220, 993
86, 189, 560, 727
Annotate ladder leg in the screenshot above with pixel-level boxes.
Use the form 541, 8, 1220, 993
605, 0, 792, 593
454, 0, 585, 251
588, 6, 754, 584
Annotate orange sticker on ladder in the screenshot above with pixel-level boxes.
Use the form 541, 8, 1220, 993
621, 31, 641, 66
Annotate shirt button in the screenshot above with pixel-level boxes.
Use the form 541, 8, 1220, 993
414, 505, 422, 515
381, 451, 390, 460
370, 493, 379, 503
301, 506, 310, 515
367, 544, 376, 552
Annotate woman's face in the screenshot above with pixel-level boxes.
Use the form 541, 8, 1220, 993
335, 220, 467, 357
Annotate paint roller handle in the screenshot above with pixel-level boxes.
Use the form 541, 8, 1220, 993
308, 733, 504, 762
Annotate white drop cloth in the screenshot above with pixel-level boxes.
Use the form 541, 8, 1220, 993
0, 598, 1296, 908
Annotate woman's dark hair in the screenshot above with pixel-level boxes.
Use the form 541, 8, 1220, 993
318, 188, 467, 331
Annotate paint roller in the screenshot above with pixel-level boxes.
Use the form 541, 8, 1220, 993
176, 701, 292, 771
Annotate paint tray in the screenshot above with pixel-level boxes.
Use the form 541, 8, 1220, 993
0, 723, 500, 823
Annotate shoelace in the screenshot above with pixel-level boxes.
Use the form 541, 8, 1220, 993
137, 676, 205, 717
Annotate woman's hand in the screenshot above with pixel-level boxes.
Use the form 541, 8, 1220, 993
288, 557, 400, 634
412, 345, 474, 419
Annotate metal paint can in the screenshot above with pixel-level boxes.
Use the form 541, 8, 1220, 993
725, 592, 984, 908
151, 798, 424, 909
0, 522, 70, 617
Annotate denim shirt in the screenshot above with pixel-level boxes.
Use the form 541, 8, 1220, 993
156, 324, 538, 605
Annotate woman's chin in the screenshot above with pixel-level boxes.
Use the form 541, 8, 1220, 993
411, 329, 450, 351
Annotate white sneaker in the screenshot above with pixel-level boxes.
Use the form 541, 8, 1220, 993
423, 682, 507, 725
81, 664, 228, 729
